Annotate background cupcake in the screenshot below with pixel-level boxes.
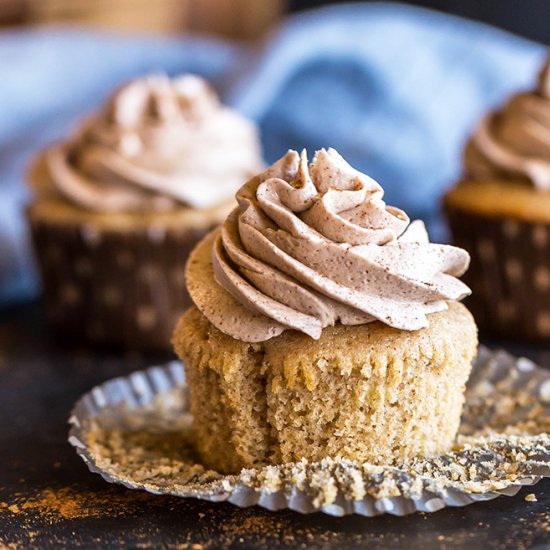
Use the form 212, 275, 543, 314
27, 74, 263, 350
173, 148, 477, 474
444, 54, 550, 340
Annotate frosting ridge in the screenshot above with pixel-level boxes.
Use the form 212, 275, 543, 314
464, 55, 550, 189
188, 148, 471, 342
45, 74, 263, 212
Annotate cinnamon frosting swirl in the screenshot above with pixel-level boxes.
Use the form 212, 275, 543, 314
187, 148, 471, 342
44, 74, 263, 212
464, 55, 550, 189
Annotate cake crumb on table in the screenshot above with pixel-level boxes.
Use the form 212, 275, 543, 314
524, 493, 538, 502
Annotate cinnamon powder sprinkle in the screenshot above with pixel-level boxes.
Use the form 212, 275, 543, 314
0, 485, 162, 523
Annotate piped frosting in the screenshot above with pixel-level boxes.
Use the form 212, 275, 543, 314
187, 148, 471, 342
464, 55, 550, 189
44, 74, 263, 212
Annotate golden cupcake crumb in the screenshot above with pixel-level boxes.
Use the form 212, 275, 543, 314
173, 302, 477, 473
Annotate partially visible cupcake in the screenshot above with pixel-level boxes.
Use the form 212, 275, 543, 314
27, 74, 263, 350
444, 54, 550, 340
173, 148, 477, 474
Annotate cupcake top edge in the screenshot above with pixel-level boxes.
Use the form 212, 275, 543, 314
187, 148, 472, 342
464, 53, 550, 190
38, 74, 263, 213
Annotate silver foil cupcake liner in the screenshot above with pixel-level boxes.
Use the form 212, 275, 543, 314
68, 346, 550, 517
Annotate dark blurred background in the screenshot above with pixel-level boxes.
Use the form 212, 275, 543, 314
1, 0, 549, 42
291, 0, 550, 43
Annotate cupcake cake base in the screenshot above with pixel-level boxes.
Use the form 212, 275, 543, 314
173, 301, 477, 473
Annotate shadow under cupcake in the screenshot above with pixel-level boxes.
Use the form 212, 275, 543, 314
26, 74, 263, 350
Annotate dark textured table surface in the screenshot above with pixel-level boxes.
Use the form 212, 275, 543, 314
1, 303, 550, 549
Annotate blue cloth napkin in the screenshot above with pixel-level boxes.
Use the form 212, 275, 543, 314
0, 2, 545, 307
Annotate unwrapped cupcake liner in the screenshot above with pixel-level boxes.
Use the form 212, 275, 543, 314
28, 215, 209, 350
68, 346, 550, 517
446, 205, 550, 341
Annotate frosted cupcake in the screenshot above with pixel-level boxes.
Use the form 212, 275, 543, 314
444, 55, 550, 340
27, 74, 263, 350
173, 148, 477, 473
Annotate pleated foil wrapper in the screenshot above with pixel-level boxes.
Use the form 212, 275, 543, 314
68, 346, 550, 517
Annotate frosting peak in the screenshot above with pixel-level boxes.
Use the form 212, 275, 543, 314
104, 75, 218, 130
464, 55, 550, 189
188, 148, 471, 342
45, 74, 263, 212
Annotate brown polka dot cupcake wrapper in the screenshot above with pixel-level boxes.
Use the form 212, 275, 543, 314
446, 206, 550, 341
28, 216, 209, 350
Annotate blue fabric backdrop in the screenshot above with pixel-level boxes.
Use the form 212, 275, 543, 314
0, 2, 545, 306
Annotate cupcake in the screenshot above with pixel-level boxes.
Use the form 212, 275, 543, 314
173, 148, 477, 474
27, 74, 263, 350
444, 55, 550, 340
